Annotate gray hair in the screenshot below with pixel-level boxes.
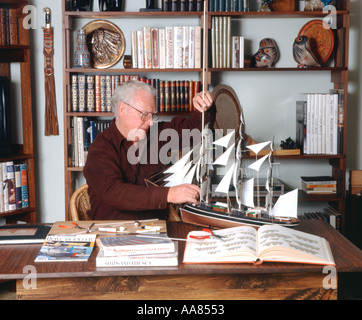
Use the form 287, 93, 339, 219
111, 80, 156, 115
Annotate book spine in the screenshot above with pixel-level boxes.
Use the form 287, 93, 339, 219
159, 80, 165, 112
106, 75, 112, 112
182, 26, 189, 68
143, 26, 152, 69
86, 75, 95, 112
2, 162, 8, 211
19, 163, 29, 208
232, 36, 239, 68
78, 75, 86, 112
173, 26, 183, 69
151, 28, 160, 68
131, 30, 138, 69
14, 164, 22, 209
137, 30, 145, 69
71, 75, 78, 112
100, 75, 106, 112
165, 26, 174, 68
194, 26, 201, 69
6, 161, 15, 211
96, 255, 178, 267
100, 243, 175, 256
8, 8, 18, 45
159, 28, 166, 69
188, 26, 195, 69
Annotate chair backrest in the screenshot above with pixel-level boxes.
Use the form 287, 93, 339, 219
70, 184, 91, 221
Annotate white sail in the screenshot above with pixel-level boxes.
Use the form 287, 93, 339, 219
246, 141, 271, 155
213, 130, 235, 148
215, 163, 235, 194
182, 163, 197, 184
270, 189, 298, 218
164, 161, 192, 182
248, 153, 270, 172
239, 178, 255, 208
213, 143, 235, 166
164, 149, 193, 174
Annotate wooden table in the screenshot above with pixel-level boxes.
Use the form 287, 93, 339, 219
1, 220, 362, 300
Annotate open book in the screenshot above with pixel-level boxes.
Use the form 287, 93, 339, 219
183, 224, 335, 266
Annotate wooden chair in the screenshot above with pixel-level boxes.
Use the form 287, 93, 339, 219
70, 184, 91, 221
69, 184, 181, 222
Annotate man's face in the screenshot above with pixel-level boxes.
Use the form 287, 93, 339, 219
117, 89, 156, 142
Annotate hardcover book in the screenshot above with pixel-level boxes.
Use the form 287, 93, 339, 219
183, 224, 335, 266
0, 224, 51, 245
97, 234, 175, 256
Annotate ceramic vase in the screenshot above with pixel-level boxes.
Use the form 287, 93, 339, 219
73, 29, 91, 68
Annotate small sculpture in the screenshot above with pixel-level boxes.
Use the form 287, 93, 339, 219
293, 35, 321, 68
252, 38, 279, 68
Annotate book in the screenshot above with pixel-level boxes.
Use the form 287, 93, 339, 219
0, 224, 51, 244
97, 234, 175, 256
34, 233, 96, 262
14, 164, 22, 209
143, 26, 152, 69
6, 161, 15, 211
96, 243, 178, 267
183, 224, 335, 266
20, 163, 29, 208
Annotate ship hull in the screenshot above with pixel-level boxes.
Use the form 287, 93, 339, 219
180, 203, 299, 229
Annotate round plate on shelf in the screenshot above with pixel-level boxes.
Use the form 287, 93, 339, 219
82, 20, 125, 69
298, 19, 334, 64
212, 84, 244, 140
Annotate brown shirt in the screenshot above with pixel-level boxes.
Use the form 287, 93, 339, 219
83, 108, 215, 220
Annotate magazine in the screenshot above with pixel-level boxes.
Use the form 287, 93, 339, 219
34, 234, 96, 262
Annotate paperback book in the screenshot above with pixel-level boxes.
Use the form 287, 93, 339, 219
183, 224, 335, 266
34, 234, 96, 262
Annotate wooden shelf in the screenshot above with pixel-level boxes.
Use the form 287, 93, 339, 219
62, 0, 350, 226
0, 0, 36, 223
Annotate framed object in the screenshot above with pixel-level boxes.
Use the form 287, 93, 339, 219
82, 20, 125, 69
0, 224, 51, 244
298, 19, 334, 64
212, 84, 244, 140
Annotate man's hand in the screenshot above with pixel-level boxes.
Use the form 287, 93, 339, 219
192, 90, 213, 113
167, 184, 201, 205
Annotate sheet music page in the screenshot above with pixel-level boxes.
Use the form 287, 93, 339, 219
257, 224, 333, 262
184, 226, 258, 263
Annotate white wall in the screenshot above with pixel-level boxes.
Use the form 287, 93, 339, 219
25, 0, 361, 222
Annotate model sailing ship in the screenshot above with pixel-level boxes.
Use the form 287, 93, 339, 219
146, 113, 300, 229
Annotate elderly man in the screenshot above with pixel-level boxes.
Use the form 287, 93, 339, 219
84, 80, 214, 220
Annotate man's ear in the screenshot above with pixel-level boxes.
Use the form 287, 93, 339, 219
118, 102, 126, 114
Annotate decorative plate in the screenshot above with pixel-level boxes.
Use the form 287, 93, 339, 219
82, 20, 125, 69
212, 84, 244, 139
298, 19, 334, 64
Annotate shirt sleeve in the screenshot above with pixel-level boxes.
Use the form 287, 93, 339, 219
84, 138, 170, 213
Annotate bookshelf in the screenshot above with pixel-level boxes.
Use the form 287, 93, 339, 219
0, 0, 36, 223
62, 0, 350, 229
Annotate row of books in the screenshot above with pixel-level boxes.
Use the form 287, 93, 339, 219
301, 176, 337, 194
0, 77, 12, 156
71, 74, 201, 113
0, 161, 29, 213
211, 16, 245, 69
296, 89, 344, 155
162, 0, 204, 12
299, 207, 342, 232
96, 234, 178, 267
0, 8, 18, 46
69, 117, 112, 167
209, 0, 250, 12
131, 25, 201, 70
159, 80, 201, 112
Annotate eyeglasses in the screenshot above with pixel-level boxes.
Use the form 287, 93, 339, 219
123, 101, 159, 122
